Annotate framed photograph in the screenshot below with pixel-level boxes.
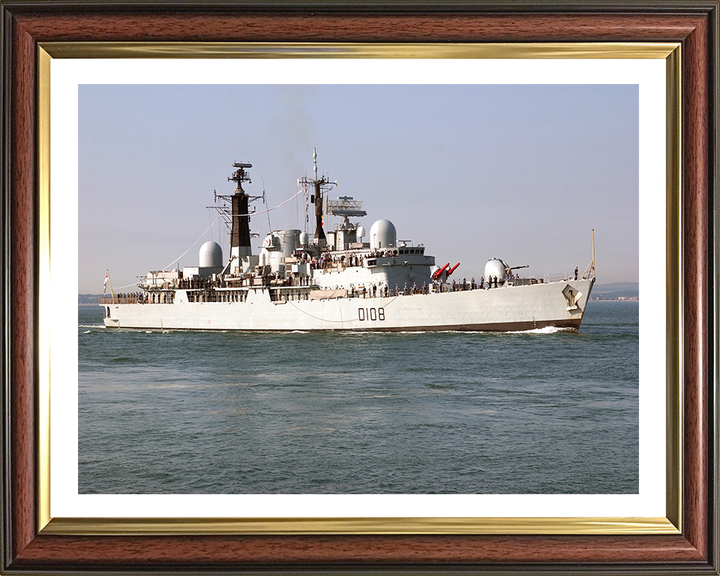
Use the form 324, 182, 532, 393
1, 2, 717, 574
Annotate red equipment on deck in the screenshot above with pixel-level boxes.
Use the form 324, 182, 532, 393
432, 262, 450, 280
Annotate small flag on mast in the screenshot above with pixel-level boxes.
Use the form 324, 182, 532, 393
103, 271, 109, 294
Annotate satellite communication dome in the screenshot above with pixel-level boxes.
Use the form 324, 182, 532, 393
357, 225, 365, 239
484, 258, 507, 282
199, 241, 223, 268
369, 219, 397, 251
299, 231, 309, 247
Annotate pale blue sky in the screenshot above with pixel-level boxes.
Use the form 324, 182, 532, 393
79, 84, 638, 293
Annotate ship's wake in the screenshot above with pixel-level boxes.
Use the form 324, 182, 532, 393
506, 326, 577, 335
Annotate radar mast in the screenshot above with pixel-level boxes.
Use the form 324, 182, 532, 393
209, 160, 263, 274
228, 162, 253, 258
298, 148, 337, 247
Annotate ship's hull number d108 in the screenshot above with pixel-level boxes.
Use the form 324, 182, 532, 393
358, 307, 385, 321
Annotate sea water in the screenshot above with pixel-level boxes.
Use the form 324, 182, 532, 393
78, 301, 638, 494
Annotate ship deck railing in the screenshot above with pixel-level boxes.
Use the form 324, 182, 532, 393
99, 296, 140, 305
541, 271, 594, 284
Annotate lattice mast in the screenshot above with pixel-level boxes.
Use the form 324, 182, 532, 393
298, 148, 337, 247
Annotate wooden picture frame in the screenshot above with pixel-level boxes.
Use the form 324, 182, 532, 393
1, 1, 717, 573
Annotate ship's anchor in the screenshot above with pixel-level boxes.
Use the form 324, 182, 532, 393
563, 284, 582, 311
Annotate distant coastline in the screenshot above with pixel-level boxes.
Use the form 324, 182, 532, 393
591, 296, 639, 301
78, 294, 103, 306
588, 282, 639, 302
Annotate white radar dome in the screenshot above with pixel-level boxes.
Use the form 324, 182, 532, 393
356, 225, 365, 239
199, 241, 223, 268
369, 219, 397, 251
299, 231, 309, 247
484, 258, 507, 282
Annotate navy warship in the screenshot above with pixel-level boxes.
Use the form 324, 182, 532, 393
101, 150, 595, 331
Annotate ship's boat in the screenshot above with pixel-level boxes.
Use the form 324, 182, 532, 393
100, 150, 595, 331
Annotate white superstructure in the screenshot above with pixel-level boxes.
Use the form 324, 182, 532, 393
101, 151, 595, 332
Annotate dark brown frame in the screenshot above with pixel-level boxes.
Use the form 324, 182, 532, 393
1, 1, 718, 574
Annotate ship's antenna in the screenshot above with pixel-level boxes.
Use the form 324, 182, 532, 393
262, 176, 272, 232
304, 179, 309, 233
313, 147, 318, 181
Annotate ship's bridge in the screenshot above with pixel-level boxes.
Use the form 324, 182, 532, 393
397, 245, 425, 255
366, 244, 434, 268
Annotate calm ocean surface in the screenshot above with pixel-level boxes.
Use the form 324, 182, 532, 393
78, 301, 638, 494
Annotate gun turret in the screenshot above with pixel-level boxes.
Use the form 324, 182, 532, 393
506, 264, 529, 275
